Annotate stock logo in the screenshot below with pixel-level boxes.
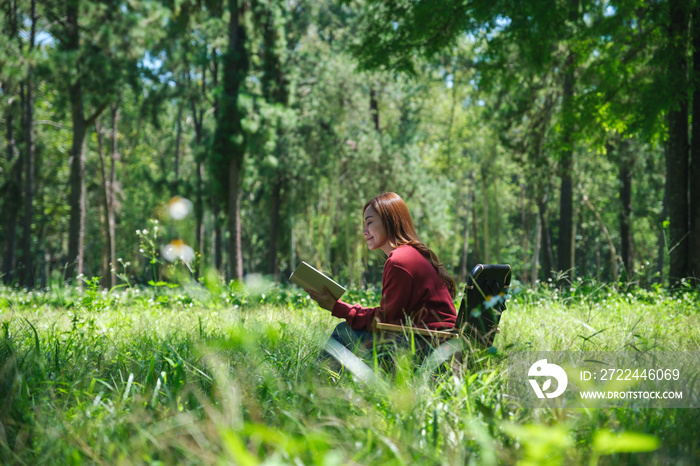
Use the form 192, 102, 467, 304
528, 359, 568, 399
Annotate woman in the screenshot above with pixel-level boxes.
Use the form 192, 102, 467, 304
306, 192, 457, 353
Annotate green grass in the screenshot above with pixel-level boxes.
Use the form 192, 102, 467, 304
1, 280, 699, 465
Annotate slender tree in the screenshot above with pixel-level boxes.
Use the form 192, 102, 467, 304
666, 0, 690, 286
1, 0, 22, 284
21, 0, 37, 287
616, 138, 635, 280
95, 106, 120, 288
189, 65, 208, 275
213, 0, 249, 280
690, 2, 700, 283
557, 0, 578, 281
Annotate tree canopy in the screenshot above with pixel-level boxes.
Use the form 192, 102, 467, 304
1, 0, 698, 289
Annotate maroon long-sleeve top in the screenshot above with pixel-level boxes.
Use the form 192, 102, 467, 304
331, 244, 457, 331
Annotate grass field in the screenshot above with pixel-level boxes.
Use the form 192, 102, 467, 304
1, 278, 699, 465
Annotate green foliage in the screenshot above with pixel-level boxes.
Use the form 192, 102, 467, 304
1, 283, 699, 463
0, 0, 682, 296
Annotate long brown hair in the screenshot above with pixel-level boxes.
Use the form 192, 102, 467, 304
364, 192, 457, 298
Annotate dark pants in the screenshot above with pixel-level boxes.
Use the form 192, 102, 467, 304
328, 322, 374, 353
323, 322, 433, 368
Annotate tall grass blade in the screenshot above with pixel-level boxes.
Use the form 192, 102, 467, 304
23, 318, 40, 354
122, 373, 134, 404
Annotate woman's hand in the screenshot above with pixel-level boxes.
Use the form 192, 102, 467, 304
305, 286, 338, 311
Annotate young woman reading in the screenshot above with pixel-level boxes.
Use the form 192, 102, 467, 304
306, 192, 457, 353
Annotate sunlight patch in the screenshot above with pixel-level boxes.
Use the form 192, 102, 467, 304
167, 196, 193, 220
161, 239, 195, 264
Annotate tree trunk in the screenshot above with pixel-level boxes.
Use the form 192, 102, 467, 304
96, 107, 119, 288
211, 48, 222, 274
268, 177, 281, 277
656, 141, 669, 285
557, 146, 574, 279
190, 58, 207, 277
370, 87, 389, 190
289, 208, 296, 279
558, 47, 576, 282
519, 181, 530, 285
370, 87, 380, 133
216, 0, 248, 281
195, 159, 205, 275
667, 0, 690, 286
495, 178, 501, 264
20, 0, 36, 287
2, 90, 20, 284
583, 194, 618, 283
577, 208, 587, 275
618, 139, 635, 280
109, 107, 119, 285
481, 162, 491, 264
690, 3, 700, 283
173, 102, 183, 193
96, 120, 111, 287
228, 161, 243, 280
192, 104, 205, 277
67, 105, 88, 281
531, 202, 542, 286
459, 209, 470, 284
259, 4, 288, 281
539, 195, 554, 281
472, 198, 480, 264
2, 0, 20, 284
214, 206, 223, 272
459, 168, 474, 283
66, 105, 104, 283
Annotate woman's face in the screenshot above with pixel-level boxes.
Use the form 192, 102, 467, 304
363, 204, 389, 252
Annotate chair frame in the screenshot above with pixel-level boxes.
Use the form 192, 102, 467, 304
375, 264, 512, 348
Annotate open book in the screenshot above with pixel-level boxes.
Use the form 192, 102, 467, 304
289, 261, 346, 299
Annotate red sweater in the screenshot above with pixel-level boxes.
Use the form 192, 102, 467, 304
331, 245, 457, 331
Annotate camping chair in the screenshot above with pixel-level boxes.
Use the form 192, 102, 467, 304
375, 264, 512, 369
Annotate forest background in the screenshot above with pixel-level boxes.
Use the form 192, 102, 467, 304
2, 0, 700, 292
